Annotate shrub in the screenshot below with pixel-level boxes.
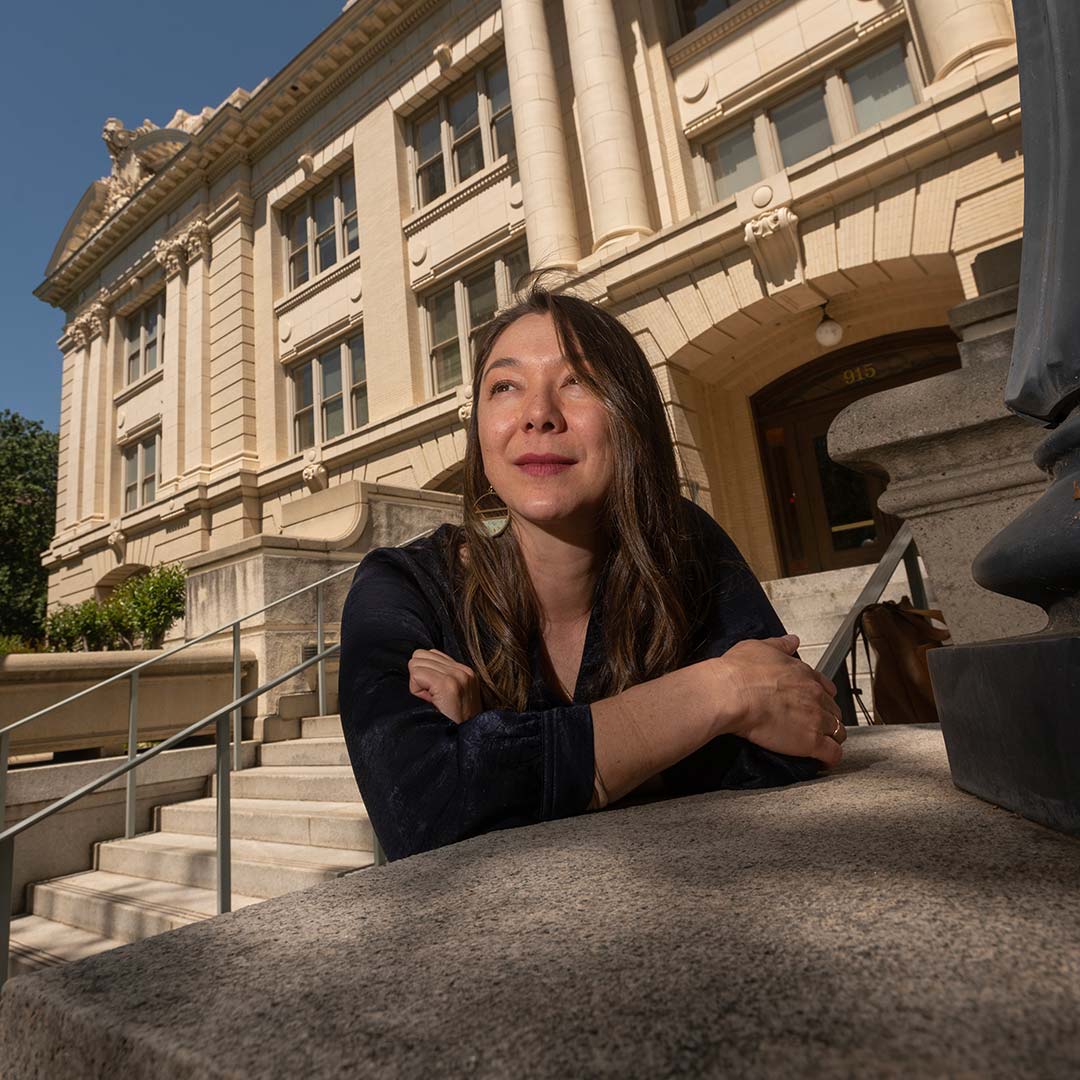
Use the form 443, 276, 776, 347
0, 634, 30, 656
44, 564, 187, 652
116, 564, 187, 649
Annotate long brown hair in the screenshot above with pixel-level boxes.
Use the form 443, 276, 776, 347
452, 282, 707, 711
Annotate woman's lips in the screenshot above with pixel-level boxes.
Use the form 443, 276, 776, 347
517, 462, 575, 476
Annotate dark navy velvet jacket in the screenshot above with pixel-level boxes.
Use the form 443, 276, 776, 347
338, 498, 819, 862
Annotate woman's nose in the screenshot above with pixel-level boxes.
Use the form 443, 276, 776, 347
521, 385, 567, 431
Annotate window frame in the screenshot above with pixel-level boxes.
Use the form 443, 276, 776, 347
124, 295, 165, 386
282, 166, 360, 294
673, 0, 734, 40
421, 245, 529, 398
695, 37, 922, 208
410, 56, 513, 211
121, 431, 161, 513
288, 330, 369, 453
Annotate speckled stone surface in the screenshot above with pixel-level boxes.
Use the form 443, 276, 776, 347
3, 726, 1079, 1079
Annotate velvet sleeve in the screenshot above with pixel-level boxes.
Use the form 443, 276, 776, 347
660, 502, 821, 796
337, 550, 596, 862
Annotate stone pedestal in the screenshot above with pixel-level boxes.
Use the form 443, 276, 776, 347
828, 285, 1046, 644
182, 482, 462, 727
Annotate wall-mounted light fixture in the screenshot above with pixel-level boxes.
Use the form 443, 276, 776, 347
815, 304, 844, 348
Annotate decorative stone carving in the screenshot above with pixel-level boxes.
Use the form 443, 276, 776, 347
183, 218, 211, 263
678, 72, 709, 104
408, 238, 428, 266
154, 237, 187, 277
751, 184, 774, 209
67, 289, 112, 348
744, 206, 804, 292
106, 521, 126, 561
433, 42, 453, 69
101, 117, 158, 216
457, 385, 474, 425
298, 153, 315, 175
302, 451, 329, 493
154, 217, 212, 277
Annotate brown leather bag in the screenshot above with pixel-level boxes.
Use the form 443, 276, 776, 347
849, 598, 951, 724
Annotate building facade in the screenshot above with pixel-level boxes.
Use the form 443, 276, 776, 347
38, 0, 1022, 609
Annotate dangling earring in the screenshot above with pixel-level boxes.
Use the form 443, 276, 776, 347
473, 484, 510, 538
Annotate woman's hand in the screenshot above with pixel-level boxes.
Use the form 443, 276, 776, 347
708, 634, 846, 767
408, 648, 484, 725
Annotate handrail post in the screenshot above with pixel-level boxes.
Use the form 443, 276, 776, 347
903, 540, 929, 611
0, 834, 13, 992
0, 730, 8, 834
216, 706, 231, 916
125, 672, 139, 839
232, 622, 242, 773
317, 581, 326, 717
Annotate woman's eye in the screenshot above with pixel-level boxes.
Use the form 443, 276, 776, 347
489, 380, 513, 395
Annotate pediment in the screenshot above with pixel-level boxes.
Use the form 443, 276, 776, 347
45, 180, 111, 279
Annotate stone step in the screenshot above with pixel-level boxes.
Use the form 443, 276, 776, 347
26, 870, 264, 943
302, 715, 343, 739
156, 798, 372, 850
214, 765, 361, 803
259, 737, 350, 767
7, 915, 131, 979
94, 832, 372, 899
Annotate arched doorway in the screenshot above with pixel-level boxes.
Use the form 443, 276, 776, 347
753, 328, 961, 577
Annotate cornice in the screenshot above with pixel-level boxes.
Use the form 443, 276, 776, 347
275, 251, 362, 319
403, 157, 514, 237
34, 0, 444, 309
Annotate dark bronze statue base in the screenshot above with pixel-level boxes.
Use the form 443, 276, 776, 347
929, 633, 1080, 836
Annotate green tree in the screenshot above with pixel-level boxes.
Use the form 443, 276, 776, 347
0, 410, 58, 644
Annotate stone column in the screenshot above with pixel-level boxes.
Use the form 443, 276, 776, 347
561, 0, 652, 250
907, 0, 1015, 82
502, 0, 581, 268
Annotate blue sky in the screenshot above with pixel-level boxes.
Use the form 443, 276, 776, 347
1, 0, 344, 431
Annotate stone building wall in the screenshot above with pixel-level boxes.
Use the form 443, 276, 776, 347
37, 0, 1024, 603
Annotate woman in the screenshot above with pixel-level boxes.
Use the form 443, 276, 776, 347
338, 285, 844, 862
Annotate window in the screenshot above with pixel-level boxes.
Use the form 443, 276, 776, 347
424, 246, 528, 395
703, 122, 761, 201
845, 44, 917, 131
291, 331, 368, 451
771, 87, 832, 168
125, 295, 165, 384
677, 0, 732, 36
122, 433, 159, 512
697, 41, 920, 206
284, 167, 359, 291
411, 58, 514, 209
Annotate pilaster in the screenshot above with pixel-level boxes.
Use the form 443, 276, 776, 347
502, 0, 581, 267
159, 265, 186, 492
353, 104, 421, 422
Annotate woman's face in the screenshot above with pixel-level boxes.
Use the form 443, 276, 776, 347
476, 312, 614, 530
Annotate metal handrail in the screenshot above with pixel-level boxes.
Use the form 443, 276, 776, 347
0, 644, 338, 990
1, 524, 438, 989
814, 522, 928, 721
0, 558, 362, 741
